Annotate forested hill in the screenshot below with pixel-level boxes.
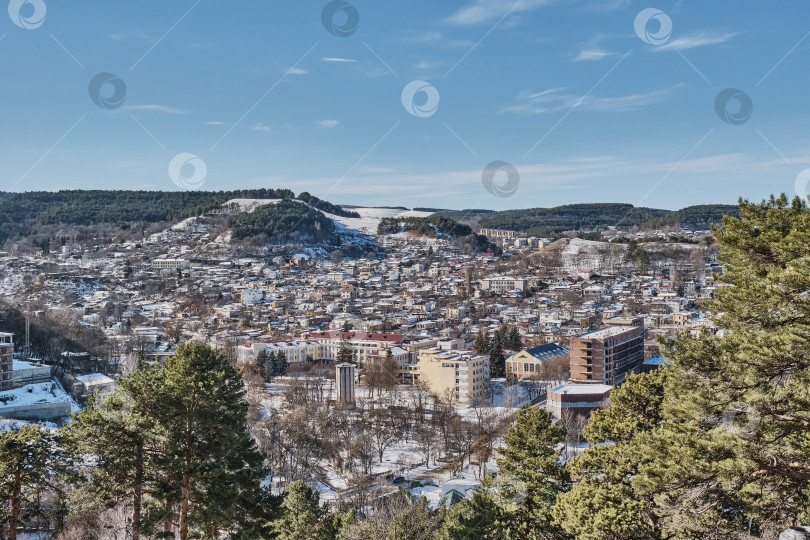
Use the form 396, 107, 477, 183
0, 189, 295, 226
639, 204, 741, 229
433, 203, 740, 235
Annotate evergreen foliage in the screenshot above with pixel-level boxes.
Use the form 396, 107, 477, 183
377, 216, 473, 237
296, 192, 360, 218
228, 200, 335, 240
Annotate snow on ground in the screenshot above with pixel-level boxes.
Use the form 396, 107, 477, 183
329, 207, 433, 236
560, 237, 620, 257
222, 198, 282, 212
411, 485, 443, 508
170, 216, 198, 231
0, 380, 78, 412
0, 418, 59, 432
260, 377, 529, 504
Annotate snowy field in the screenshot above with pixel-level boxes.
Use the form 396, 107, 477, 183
328, 207, 434, 236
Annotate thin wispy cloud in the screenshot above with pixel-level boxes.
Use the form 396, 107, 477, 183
655, 31, 740, 52
203, 121, 224, 125
250, 122, 271, 132
445, 0, 554, 26
318, 120, 339, 128
415, 60, 443, 69
501, 84, 682, 114
573, 49, 616, 62
322, 57, 357, 62
287, 67, 308, 75
125, 105, 187, 114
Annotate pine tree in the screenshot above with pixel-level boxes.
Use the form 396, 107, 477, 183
67, 365, 165, 539
475, 328, 490, 355
337, 338, 354, 364
507, 327, 522, 351
497, 406, 569, 538
275, 481, 328, 540
257, 350, 271, 381
436, 406, 568, 539
489, 347, 506, 378
554, 369, 668, 539
273, 351, 288, 377
561, 195, 810, 536
0, 425, 61, 540
155, 342, 268, 539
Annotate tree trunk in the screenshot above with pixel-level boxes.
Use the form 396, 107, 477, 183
132, 438, 144, 539
179, 425, 192, 540
9, 474, 21, 540
179, 475, 190, 540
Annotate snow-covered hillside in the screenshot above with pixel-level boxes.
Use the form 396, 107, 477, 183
327, 207, 433, 235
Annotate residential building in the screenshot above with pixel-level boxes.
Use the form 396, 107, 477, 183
152, 258, 190, 269
506, 343, 569, 379
0, 333, 12, 391
569, 325, 645, 385
479, 228, 516, 239
546, 383, 612, 418
414, 348, 490, 404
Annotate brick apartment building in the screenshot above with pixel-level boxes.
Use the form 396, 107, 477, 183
0, 333, 13, 391
569, 325, 645, 385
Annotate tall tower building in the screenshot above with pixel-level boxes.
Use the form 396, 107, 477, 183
335, 362, 356, 406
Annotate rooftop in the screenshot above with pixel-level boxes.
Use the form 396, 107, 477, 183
576, 325, 638, 340
550, 383, 613, 395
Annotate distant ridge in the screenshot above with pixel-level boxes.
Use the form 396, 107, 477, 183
431, 203, 739, 235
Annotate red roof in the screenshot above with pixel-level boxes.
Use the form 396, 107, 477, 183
309, 331, 405, 343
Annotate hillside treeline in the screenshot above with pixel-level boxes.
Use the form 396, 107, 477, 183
433, 203, 740, 236
296, 192, 360, 218
377, 216, 473, 237
228, 200, 335, 240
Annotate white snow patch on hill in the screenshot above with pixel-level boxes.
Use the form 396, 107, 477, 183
221, 199, 282, 213
330, 207, 433, 235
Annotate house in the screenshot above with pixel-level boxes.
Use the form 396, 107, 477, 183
72, 373, 116, 400
546, 383, 612, 419
506, 343, 569, 379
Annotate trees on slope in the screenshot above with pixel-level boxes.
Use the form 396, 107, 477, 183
437, 406, 569, 539
68, 342, 275, 539
556, 195, 810, 537
0, 425, 68, 540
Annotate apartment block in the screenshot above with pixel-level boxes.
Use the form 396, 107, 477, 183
0, 333, 12, 391
415, 348, 490, 404
569, 325, 645, 385
478, 228, 516, 239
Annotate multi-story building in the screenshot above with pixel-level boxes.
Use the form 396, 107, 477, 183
569, 325, 645, 385
0, 333, 13, 391
479, 276, 528, 293
546, 383, 612, 419
237, 341, 321, 364
152, 258, 190, 269
308, 331, 406, 365
479, 228, 516, 239
506, 343, 568, 379
413, 348, 490, 404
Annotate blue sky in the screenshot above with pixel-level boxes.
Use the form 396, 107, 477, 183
1, 0, 809, 210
